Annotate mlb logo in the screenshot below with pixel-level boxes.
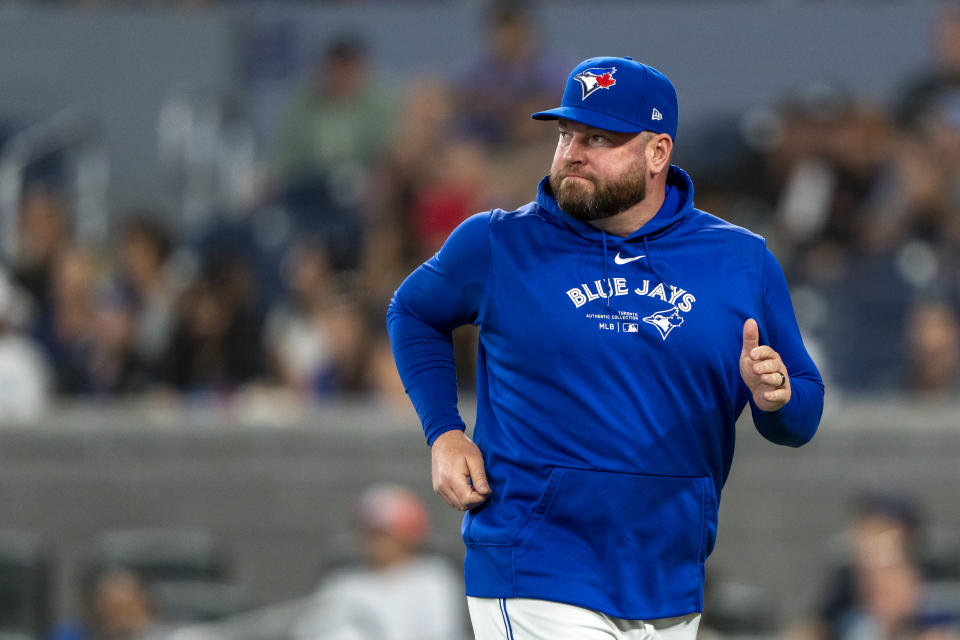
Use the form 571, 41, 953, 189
623, 323, 639, 333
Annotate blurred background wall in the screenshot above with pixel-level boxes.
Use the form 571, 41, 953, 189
0, 2, 939, 215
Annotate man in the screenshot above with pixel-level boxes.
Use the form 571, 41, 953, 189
290, 484, 464, 640
387, 56, 824, 639
271, 34, 395, 184
49, 569, 166, 640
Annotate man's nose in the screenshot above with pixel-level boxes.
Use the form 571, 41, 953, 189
563, 138, 587, 164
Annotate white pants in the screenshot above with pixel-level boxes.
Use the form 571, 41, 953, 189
468, 597, 701, 640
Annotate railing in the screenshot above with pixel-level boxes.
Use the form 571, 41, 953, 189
157, 87, 257, 229
0, 109, 109, 261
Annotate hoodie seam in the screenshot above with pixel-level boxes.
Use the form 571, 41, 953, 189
475, 210, 497, 327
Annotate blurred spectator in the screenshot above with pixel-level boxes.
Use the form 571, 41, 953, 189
407, 136, 491, 257
797, 491, 960, 640
813, 491, 925, 640
903, 299, 960, 394
894, 2, 960, 133
840, 545, 960, 640
116, 216, 177, 374
164, 279, 259, 395
760, 83, 895, 272
385, 80, 454, 183
273, 172, 368, 273
161, 256, 264, 395
362, 80, 456, 301
84, 285, 152, 396
289, 483, 463, 640
49, 568, 167, 640
839, 555, 924, 640
47, 246, 101, 394
270, 33, 395, 189
263, 241, 366, 397
452, 1, 569, 150
0, 268, 50, 421
11, 184, 72, 321
867, 90, 960, 255
92, 570, 165, 640
266, 33, 394, 277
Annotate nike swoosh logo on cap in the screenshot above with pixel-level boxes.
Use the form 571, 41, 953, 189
614, 252, 646, 265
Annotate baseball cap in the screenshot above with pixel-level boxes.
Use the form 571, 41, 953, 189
355, 483, 429, 545
531, 56, 678, 139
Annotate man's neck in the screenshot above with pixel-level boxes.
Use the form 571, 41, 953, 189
586, 185, 666, 238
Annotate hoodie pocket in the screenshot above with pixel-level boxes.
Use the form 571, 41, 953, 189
512, 467, 709, 617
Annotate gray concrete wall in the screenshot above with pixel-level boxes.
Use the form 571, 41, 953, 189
0, 398, 958, 627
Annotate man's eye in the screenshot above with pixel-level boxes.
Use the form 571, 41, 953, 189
592, 135, 609, 143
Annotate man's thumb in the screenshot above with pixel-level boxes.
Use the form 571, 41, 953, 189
469, 463, 491, 495
742, 318, 760, 355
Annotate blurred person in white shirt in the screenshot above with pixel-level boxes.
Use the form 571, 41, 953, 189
290, 483, 465, 640
0, 267, 50, 421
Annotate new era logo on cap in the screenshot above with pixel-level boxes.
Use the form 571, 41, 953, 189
531, 56, 679, 139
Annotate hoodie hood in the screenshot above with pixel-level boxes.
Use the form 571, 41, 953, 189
536, 164, 696, 308
536, 164, 695, 244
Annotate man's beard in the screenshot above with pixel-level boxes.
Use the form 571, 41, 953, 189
549, 162, 647, 222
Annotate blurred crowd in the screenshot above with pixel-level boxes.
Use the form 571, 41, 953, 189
785, 491, 960, 640
2, 2, 960, 422
0, 3, 570, 418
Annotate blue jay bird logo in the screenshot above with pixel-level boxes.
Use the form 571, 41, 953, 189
574, 67, 617, 100
643, 306, 685, 340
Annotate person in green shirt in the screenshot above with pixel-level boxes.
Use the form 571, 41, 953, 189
272, 35, 396, 186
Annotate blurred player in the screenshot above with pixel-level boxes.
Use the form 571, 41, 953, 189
388, 56, 824, 639
289, 484, 464, 640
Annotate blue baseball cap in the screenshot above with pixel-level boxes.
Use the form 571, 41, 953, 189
531, 56, 678, 139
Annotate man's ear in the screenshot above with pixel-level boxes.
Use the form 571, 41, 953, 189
647, 134, 674, 174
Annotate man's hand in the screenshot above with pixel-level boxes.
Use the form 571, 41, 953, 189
740, 318, 791, 412
431, 430, 491, 511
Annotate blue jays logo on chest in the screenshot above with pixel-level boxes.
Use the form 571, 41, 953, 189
643, 307, 684, 339
564, 277, 696, 341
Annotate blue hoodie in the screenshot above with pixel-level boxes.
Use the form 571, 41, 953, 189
387, 166, 823, 620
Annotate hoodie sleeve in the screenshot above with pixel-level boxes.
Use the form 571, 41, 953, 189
386, 212, 492, 445
749, 247, 825, 447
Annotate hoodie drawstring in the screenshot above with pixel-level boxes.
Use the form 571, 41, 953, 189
642, 235, 663, 286
602, 232, 611, 309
